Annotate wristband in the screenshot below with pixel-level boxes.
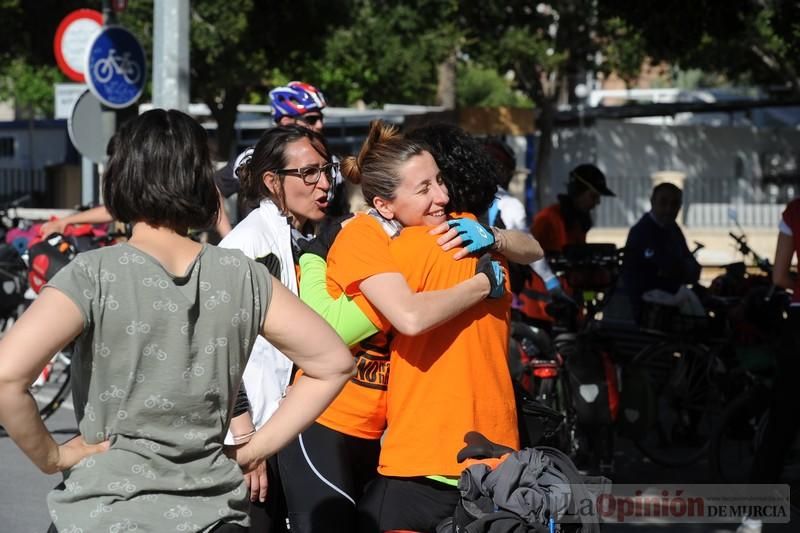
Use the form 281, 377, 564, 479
544, 277, 561, 291
232, 430, 256, 444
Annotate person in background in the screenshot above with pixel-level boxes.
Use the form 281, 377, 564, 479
40, 192, 233, 240
520, 163, 614, 326
622, 182, 701, 319
0, 109, 353, 533
269, 81, 326, 134
482, 137, 527, 231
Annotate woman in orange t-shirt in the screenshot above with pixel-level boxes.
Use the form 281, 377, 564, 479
355, 125, 534, 532
277, 122, 541, 533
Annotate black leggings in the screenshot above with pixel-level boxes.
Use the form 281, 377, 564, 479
358, 475, 460, 533
277, 421, 380, 533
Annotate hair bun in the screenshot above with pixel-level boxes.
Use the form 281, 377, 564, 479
340, 155, 362, 185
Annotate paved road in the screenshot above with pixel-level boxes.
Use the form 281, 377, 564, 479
1, 402, 796, 532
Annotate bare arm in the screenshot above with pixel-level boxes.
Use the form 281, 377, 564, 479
232, 279, 354, 470
359, 271, 490, 336
215, 187, 233, 237
491, 228, 543, 264
0, 289, 108, 473
773, 232, 795, 291
430, 222, 543, 263
40, 206, 114, 236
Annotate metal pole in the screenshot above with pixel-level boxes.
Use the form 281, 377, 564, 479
153, 0, 190, 111
81, 157, 94, 206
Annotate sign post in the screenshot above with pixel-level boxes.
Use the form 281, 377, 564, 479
68, 90, 115, 206
80, 24, 146, 204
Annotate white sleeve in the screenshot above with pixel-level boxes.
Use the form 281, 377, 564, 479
779, 219, 793, 236
498, 196, 528, 232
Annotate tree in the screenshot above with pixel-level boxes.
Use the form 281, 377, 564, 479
120, 0, 351, 160
311, 0, 461, 107
600, 0, 800, 94
0, 0, 94, 117
456, 63, 533, 108
454, 1, 800, 206
0, 60, 63, 118
456, 0, 603, 205
0, 0, 350, 159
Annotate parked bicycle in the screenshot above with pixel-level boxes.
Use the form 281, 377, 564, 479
708, 283, 791, 483
0, 222, 124, 434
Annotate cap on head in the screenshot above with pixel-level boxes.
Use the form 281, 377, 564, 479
269, 81, 327, 120
569, 164, 614, 197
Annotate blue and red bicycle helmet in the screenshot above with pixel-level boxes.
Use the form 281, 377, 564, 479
269, 81, 327, 120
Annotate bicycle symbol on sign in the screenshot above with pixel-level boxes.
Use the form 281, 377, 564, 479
93, 48, 142, 85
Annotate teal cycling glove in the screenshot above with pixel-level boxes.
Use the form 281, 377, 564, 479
476, 253, 505, 299
448, 218, 495, 255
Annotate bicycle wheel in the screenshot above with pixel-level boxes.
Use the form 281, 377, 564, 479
709, 388, 768, 483
632, 341, 724, 467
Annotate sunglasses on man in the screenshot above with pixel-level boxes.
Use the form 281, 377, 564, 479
295, 113, 324, 127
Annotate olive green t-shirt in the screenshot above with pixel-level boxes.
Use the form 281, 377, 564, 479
45, 243, 271, 533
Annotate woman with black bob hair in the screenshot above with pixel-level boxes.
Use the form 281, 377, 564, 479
103, 108, 220, 231
0, 109, 353, 533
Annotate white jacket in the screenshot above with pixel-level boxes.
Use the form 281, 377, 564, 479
219, 200, 297, 436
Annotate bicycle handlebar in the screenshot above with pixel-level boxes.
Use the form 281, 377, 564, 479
729, 231, 771, 274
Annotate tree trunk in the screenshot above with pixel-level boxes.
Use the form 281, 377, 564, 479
436, 50, 458, 109
534, 98, 556, 210
205, 87, 245, 162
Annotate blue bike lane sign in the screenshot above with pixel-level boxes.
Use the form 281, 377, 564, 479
84, 26, 146, 109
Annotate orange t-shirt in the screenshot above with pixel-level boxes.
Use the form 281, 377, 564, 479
522, 203, 586, 321
378, 226, 519, 477
314, 213, 395, 439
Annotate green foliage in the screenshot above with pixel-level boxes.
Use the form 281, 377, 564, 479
600, 0, 800, 94
0, 59, 64, 118
456, 63, 533, 108
599, 17, 646, 87
311, 1, 461, 106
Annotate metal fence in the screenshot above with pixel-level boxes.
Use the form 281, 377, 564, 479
0, 168, 48, 206
594, 176, 797, 228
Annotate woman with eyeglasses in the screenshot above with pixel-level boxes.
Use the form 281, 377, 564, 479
218, 125, 369, 532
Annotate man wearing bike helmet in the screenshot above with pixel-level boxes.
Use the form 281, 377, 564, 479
269, 81, 327, 133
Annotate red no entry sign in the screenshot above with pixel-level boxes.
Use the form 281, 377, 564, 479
54, 9, 103, 83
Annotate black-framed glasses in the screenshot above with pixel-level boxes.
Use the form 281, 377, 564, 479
274, 162, 339, 185
295, 113, 324, 127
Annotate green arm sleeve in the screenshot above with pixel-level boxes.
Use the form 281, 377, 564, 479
298, 253, 379, 346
